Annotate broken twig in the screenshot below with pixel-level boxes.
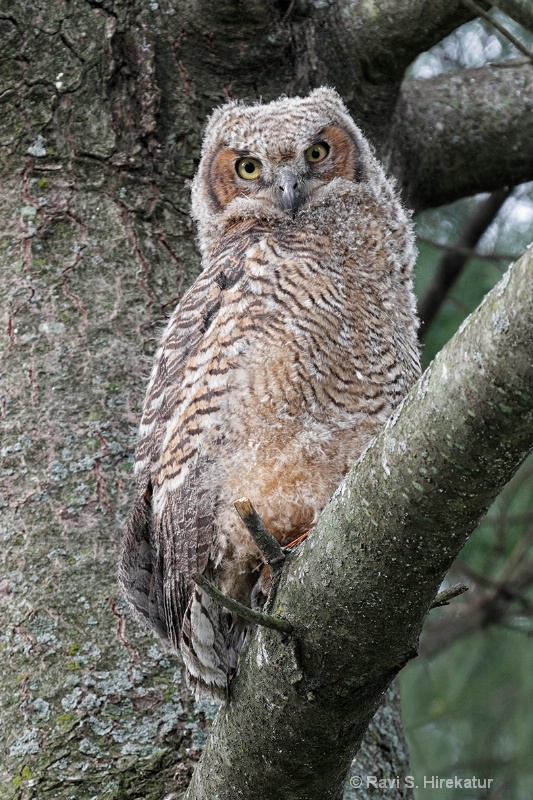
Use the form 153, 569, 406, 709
234, 497, 286, 579
431, 582, 469, 609
193, 573, 293, 634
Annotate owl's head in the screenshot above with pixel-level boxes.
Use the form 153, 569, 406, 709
191, 87, 388, 254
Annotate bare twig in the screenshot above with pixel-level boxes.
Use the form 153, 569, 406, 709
193, 573, 293, 634
497, 524, 533, 583
421, 534, 533, 657
461, 0, 533, 60
430, 582, 469, 608
492, 0, 533, 35
419, 188, 512, 336
416, 235, 518, 263
281, 0, 297, 25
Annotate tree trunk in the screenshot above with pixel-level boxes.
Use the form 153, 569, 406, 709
1, 2, 532, 798
1, 3, 205, 797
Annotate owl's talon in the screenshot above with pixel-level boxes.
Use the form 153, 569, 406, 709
283, 529, 311, 550
251, 564, 272, 609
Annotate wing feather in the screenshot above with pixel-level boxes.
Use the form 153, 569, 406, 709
120, 252, 245, 648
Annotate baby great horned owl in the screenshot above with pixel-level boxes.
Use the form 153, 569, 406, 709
120, 87, 420, 700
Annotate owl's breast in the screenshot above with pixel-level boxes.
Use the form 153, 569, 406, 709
229, 232, 381, 422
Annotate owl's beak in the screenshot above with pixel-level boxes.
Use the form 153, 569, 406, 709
277, 167, 302, 214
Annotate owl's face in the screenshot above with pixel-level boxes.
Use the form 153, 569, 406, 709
191, 87, 380, 252
207, 122, 362, 217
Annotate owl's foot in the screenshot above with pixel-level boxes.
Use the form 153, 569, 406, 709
284, 529, 311, 550
251, 564, 271, 609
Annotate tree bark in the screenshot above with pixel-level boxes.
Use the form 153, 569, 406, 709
1, 3, 206, 797
1, 1, 532, 798
390, 63, 533, 210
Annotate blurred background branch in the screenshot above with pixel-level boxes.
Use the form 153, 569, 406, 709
418, 188, 513, 335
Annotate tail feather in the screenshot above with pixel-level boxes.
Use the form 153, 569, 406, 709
181, 585, 248, 700
120, 484, 171, 642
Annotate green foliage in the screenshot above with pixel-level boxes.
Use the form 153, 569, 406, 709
414, 201, 508, 368
461, 457, 533, 579
403, 14, 533, 776
402, 455, 533, 799
401, 628, 533, 800
402, 173, 533, 799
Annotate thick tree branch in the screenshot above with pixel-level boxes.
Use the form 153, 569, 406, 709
163, 3, 531, 204
305, 0, 479, 142
337, 0, 478, 79
390, 62, 533, 210
171, 0, 479, 147
185, 247, 533, 800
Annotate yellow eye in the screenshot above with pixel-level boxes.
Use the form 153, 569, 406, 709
305, 142, 330, 163
236, 158, 261, 180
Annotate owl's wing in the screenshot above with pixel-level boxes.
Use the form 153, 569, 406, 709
120, 255, 244, 647
120, 456, 213, 646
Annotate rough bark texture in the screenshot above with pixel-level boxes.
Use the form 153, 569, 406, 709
390, 63, 533, 210
1, 3, 206, 797
1, 1, 532, 798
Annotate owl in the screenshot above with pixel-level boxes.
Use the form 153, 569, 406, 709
120, 87, 420, 700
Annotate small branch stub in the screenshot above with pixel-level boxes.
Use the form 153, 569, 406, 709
431, 582, 469, 608
193, 573, 293, 634
234, 497, 286, 578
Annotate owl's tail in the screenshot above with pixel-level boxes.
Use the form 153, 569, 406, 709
180, 584, 248, 701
